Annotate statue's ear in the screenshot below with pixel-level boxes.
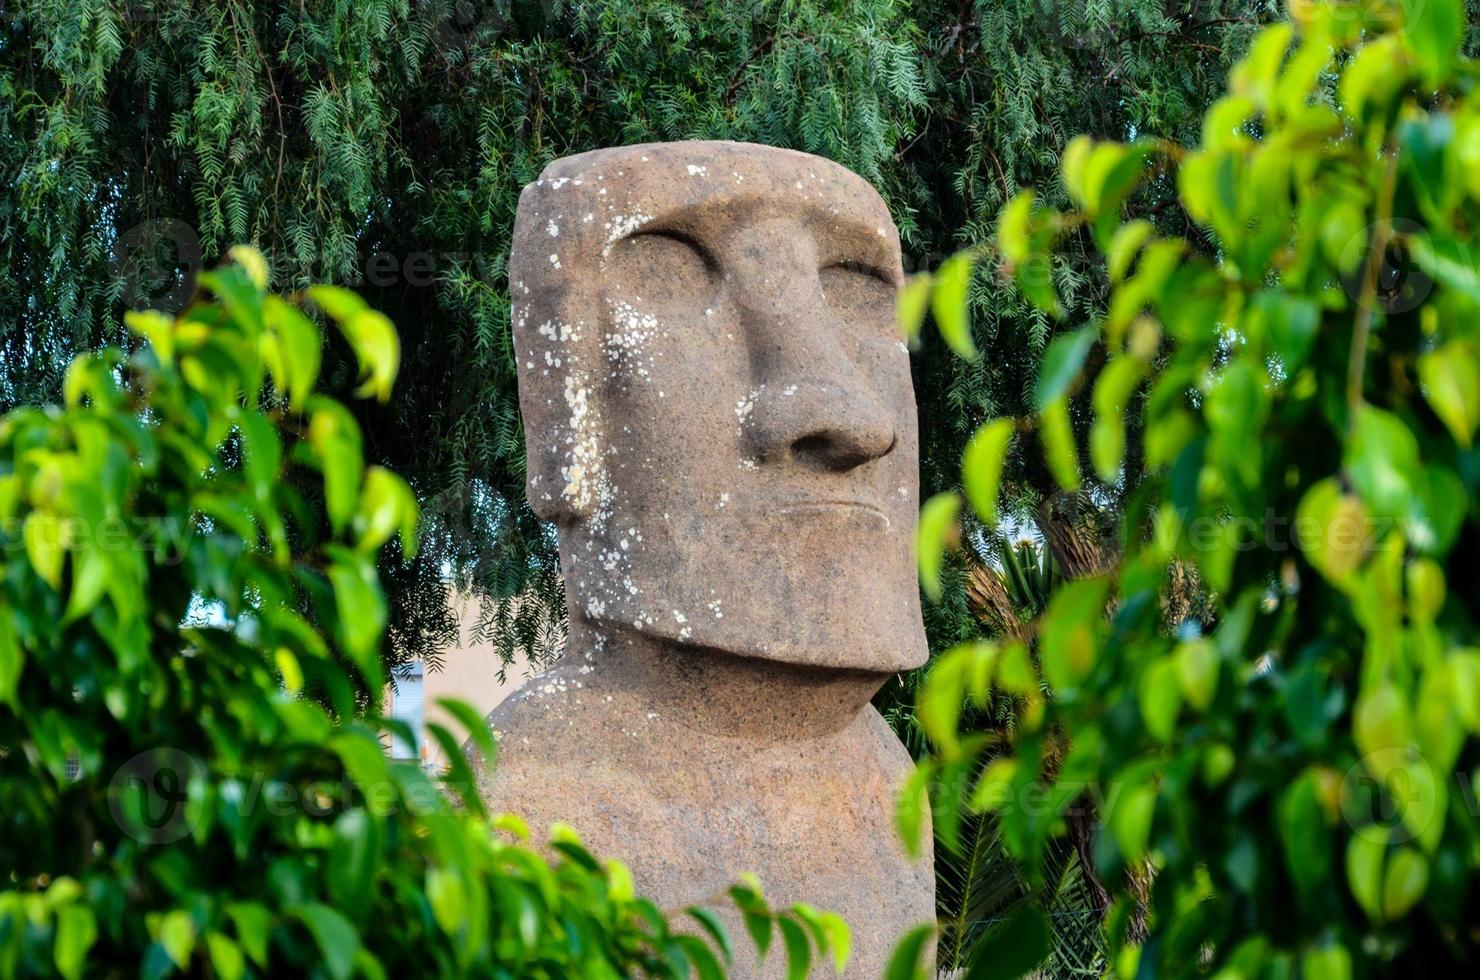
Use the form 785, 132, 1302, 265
509, 181, 600, 524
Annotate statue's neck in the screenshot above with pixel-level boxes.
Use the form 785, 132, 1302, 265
567, 622, 887, 739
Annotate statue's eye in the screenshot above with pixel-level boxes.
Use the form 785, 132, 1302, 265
605, 231, 716, 314
819, 261, 895, 325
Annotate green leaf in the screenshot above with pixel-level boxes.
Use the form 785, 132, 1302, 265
1106, 220, 1153, 283
436, 697, 496, 766
963, 906, 1049, 980
159, 909, 196, 970
0, 608, 24, 706
1295, 479, 1369, 582
816, 911, 850, 975
998, 192, 1037, 264
328, 808, 381, 918
1231, 22, 1294, 106
309, 401, 365, 535
918, 647, 971, 755
290, 903, 360, 980
307, 284, 368, 323
1201, 95, 1256, 150
343, 309, 401, 403
676, 935, 727, 980
328, 550, 387, 690
1381, 846, 1429, 919
1354, 683, 1413, 758
1407, 463, 1466, 555
1035, 327, 1097, 410
895, 276, 932, 341
961, 419, 1013, 526
1278, 774, 1332, 904
931, 254, 978, 360
226, 903, 270, 967
1258, 291, 1320, 371
1418, 343, 1479, 447
53, 905, 97, 980
1138, 656, 1181, 741
23, 511, 66, 590
1090, 356, 1145, 482
726, 883, 772, 960
917, 492, 960, 602
883, 923, 935, 980
1040, 577, 1109, 692
687, 907, 734, 965
1346, 832, 1386, 921
1345, 405, 1420, 521
263, 295, 322, 409
778, 917, 810, 980
426, 867, 466, 935
995, 640, 1036, 696
1111, 781, 1156, 863
1301, 944, 1352, 980
200, 265, 265, 333
205, 932, 246, 980
124, 309, 176, 364
228, 245, 270, 291
894, 762, 933, 859
1402, 0, 1463, 83
1340, 36, 1407, 121
1040, 398, 1081, 493
354, 465, 418, 556
1175, 637, 1218, 711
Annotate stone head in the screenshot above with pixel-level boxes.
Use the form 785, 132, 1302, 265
509, 141, 927, 673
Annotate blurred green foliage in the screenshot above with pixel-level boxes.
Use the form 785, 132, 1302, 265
0, 252, 843, 978
907, 0, 1480, 975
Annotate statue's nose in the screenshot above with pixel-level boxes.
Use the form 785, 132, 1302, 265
747, 381, 897, 471
729, 221, 897, 472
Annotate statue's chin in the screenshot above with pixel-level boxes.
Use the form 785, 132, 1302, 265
579, 579, 928, 673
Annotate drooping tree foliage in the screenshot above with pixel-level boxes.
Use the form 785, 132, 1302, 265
0, 0, 1267, 675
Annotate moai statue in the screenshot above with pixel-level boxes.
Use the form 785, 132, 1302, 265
479, 141, 933, 974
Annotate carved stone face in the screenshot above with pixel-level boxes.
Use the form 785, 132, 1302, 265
509, 141, 926, 672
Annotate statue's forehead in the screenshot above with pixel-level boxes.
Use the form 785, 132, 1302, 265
517, 142, 898, 274
535, 141, 890, 219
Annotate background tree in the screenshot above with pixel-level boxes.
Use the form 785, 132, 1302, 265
1, 0, 1266, 670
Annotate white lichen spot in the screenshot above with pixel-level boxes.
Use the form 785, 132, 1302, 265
547, 177, 570, 190
549, 253, 562, 269
547, 220, 560, 237
604, 212, 653, 255
686, 164, 709, 177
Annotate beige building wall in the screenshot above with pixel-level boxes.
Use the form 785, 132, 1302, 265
385, 595, 554, 770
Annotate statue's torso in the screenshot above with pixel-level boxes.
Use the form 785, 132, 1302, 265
473, 653, 934, 976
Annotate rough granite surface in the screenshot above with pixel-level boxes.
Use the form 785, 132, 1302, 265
475, 140, 934, 976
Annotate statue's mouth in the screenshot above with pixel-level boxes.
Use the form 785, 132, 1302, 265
776, 498, 891, 529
